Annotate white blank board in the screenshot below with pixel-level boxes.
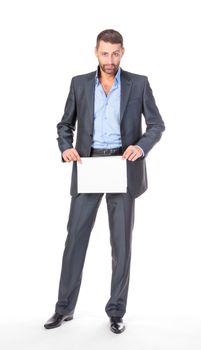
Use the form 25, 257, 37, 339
77, 156, 127, 193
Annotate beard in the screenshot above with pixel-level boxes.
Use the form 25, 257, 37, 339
99, 63, 119, 75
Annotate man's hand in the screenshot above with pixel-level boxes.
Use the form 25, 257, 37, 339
122, 145, 142, 161
62, 148, 82, 164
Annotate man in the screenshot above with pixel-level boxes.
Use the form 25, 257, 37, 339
44, 29, 165, 334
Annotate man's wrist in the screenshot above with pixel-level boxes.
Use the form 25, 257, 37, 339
135, 145, 144, 157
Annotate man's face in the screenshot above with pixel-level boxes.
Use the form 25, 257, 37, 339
95, 40, 125, 76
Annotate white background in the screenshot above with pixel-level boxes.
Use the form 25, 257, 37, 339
0, 0, 201, 349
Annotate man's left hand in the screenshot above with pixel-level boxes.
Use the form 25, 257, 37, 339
122, 145, 142, 161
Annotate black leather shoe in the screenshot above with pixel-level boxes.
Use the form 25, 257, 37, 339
110, 316, 125, 334
44, 312, 73, 329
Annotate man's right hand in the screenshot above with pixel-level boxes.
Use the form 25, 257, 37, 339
62, 148, 82, 164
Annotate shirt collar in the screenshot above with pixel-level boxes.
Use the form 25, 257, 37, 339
95, 65, 121, 86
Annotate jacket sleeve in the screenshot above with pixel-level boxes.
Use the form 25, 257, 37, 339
136, 76, 165, 157
56, 77, 77, 161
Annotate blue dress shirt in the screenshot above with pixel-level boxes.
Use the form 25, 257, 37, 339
91, 66, 122, 149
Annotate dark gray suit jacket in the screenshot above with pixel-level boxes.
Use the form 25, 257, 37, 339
56, 68, 165, 198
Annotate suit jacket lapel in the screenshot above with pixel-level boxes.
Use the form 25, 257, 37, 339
86, 72, 96, 133
120, 68, 132, 123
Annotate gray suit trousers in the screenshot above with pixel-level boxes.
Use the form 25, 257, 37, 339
55, 152, 135, 318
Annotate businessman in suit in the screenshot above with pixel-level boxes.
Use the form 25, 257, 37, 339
44, 29, 165, 334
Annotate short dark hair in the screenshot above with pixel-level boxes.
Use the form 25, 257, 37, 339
96, 29, 123, 49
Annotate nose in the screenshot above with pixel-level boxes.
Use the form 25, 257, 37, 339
107, 56, 113, 64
